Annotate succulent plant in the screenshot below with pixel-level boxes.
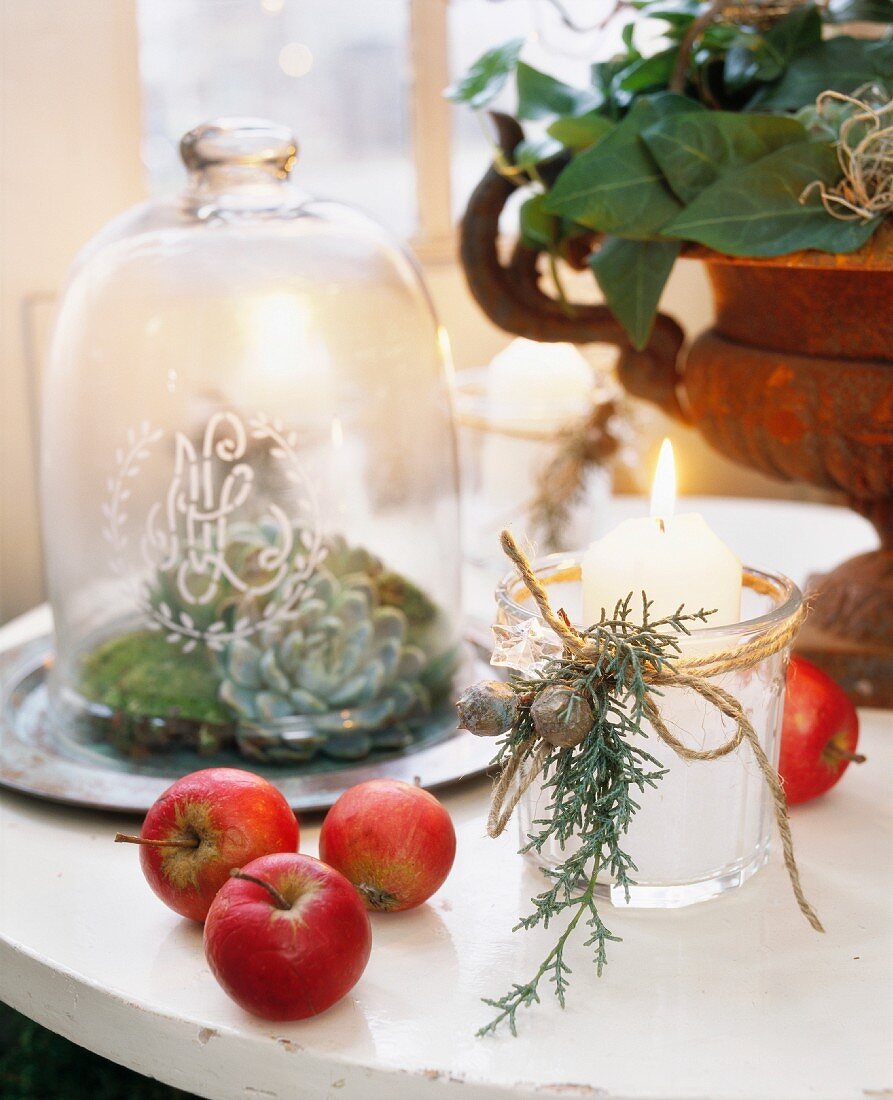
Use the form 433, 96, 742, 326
218, 537, 456, 761
81, 523, 455, 763
317, 535, 439, 636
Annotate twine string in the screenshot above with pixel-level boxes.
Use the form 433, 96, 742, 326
487, 737, 552, 839
490, 530, 823, 933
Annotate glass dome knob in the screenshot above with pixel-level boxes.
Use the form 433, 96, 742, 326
180, 118, 298, 180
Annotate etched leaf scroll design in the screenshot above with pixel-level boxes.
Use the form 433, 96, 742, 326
103, 411, 324, 653
101, 421, 165, 564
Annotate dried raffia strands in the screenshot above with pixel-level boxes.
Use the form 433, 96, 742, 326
527, 401, 619, 553
490, 529, 823, 933
801, 88, 893, 222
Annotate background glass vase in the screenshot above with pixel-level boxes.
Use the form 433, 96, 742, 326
495, 553, 803, 908
41, 118, 462, 766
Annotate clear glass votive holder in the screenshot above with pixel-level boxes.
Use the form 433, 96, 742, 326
495, 553, 803, 909
453, 368, 616, 628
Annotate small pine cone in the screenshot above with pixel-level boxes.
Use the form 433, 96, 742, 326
456, 680, 519, 737
531, 684, 593, 748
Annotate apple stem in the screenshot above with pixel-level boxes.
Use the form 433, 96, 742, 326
229, 869, 291, 910
824, 744, 867, 765
114, 833, 199, 849
357, 882, 399, 911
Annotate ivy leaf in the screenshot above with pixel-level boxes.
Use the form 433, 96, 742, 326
648, 3, 700, 36
621, 21, 640, 55
723, 5, 822, 93
589, 237, 682, 349
544, 95, 703, 237
795, 103, 840, 141
763, 2, 823, 61
619, 47, 679, 93
826, 0, 893, 22
519, 193, 558, 249
547, 110, 614, 151
699, 22, 741, 50
591, 57, 636, 119
751, 35, 893, 110
795, 94, 867, 141
642, 112, 808, 203
516, 63, 598, 120
514, 135, 563, 166
444, 37, 525, 109
724, 37, 774, 93
663, 141, 880, 256
647, 2, 700, 18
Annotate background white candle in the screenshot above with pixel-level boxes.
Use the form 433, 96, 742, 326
486, 338, 594, 423
582, 439, 742, 627
457, 339, 618, 622
480, 339, 622, 547
481, 339, 594, 512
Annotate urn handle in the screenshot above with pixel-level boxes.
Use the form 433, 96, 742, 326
458, 113, 688, 421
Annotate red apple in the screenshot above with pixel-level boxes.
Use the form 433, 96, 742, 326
115, 767, 298, 921
779, 656, 864, 805
204, 852, 371, 1020
319, 779, 456, 912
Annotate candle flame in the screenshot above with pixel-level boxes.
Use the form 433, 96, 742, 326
650, 438, 676, 522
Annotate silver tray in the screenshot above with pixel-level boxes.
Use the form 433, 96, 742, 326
0, 633, 495, 815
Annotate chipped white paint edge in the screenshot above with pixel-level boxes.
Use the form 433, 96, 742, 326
0, 937, 626, 1100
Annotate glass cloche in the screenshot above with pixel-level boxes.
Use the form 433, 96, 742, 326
41, 118, 462, 766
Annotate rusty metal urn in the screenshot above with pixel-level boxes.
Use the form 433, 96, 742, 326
460, 130, 893, 705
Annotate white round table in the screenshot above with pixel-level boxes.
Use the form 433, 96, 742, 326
1, 499, 890, 1100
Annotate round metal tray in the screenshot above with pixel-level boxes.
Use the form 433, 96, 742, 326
0, 634, 495, 815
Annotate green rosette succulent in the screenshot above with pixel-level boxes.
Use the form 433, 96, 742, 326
219, 555, 451, 762
213, 534, 455, 762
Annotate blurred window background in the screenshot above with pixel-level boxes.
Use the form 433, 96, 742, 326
0, 0, 805, 625
139, 0, 417, 236
137, 0, 633, 241
138, 0, 642, 242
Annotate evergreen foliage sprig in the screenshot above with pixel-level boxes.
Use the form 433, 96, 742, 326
478, 595, 713, 1038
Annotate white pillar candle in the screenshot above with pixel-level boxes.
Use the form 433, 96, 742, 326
486, 338, 594, 423
582, 439, 742, 628
481, 338, 595, 528
578, 440, 748, 894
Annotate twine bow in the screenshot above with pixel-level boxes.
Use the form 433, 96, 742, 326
490, 529, 823, 933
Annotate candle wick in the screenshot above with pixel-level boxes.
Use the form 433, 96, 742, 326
657, 517, 666, 534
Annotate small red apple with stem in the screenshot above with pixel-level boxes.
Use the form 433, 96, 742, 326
204, 853, 372, 1020
115, 768, 298, 921
779, 656, 865, 806
319, 779, 456, 912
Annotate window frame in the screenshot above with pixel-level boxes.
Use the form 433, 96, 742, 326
408, 0, 459, 265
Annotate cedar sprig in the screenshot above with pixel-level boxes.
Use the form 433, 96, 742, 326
478, 594, 713, 1038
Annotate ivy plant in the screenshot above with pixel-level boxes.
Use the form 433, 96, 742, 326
447, 0, 893, 349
